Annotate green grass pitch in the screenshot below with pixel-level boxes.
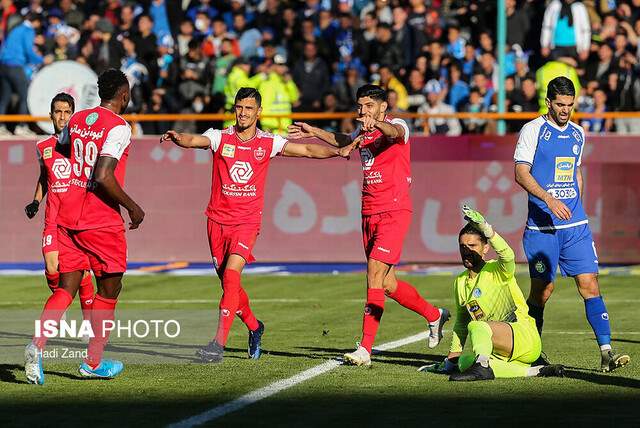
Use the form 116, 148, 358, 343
0, 273, 638, 427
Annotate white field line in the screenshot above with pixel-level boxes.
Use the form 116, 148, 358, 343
166, 331, 429, 428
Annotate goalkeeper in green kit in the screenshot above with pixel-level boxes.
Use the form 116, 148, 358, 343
422, 206, 564, 381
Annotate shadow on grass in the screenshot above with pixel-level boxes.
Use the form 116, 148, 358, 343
612, 338, 640, 345
564, 368, 640, 389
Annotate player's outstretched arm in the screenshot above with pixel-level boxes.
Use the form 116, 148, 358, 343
356, 116, 405, 140
515, 163, 572, 221
93, 156, 145, 230
160, 130, 210, 149
25, 166, 47, 219
287, 121, 353, 148
282, 136, 361, 159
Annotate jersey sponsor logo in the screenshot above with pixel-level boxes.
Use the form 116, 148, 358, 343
547, 187, 577, 200
222, 183, 257, 197
70, 123, 105, 140
43, 146, 53, 159
254, 146, 266, 161
85, 112, 99, 126
360, 147, 374, 170
364, 171, 383, 185
572, 144, 580, 155
51, 180, 69, 193
51, 158, 72, 179
554, 157, 575, 182
229, 160, 254, 184
222, 143, 236, 158
466, 300, 485, 320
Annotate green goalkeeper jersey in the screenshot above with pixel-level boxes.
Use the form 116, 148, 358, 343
450, 232, 534, 354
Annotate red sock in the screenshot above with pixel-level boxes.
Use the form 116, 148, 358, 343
236, 287, 259, 331
45, 271, 59, 293
360, 288, 385, 354
33, 288, 73, 349
388, 280, 440, 323
86, 294, 117, 368
78, 274, 94, 322
215, 269, 242, 346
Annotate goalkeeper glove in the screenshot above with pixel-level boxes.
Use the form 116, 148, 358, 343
25, 200, 39, 219
462, 205, 494, 238
418, 357, 458, 374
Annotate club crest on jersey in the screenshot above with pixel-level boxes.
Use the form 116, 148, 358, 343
472, 288, 482, 298
360, 147, 374, 170
222, 143, 236, 158
254, 146, 266, 161
43, 147, 53, 159
572, 144, 580, 155
85, 112, 99, 126
554, 157, 574, 182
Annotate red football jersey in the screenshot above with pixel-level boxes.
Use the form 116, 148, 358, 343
36, 135, 70, 228
203, 126, 287, 225
56, 106, 132, 230
353, 116, 412, 215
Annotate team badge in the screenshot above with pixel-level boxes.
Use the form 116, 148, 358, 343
572, 144, 580, 155
85, 112, 99, 126
254, 146, 266, 161
43, 147, 53, 159
535, 260, 546, 273
472, 287, 482, 298
222, 143, 236, 158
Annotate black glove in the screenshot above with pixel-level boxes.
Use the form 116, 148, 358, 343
25, 200, 39, 219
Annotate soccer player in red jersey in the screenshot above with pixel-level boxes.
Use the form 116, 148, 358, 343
288, 84, 450, 366
24, 93, 94, 324
161, 87, 357, 363
25, 69, 145, 384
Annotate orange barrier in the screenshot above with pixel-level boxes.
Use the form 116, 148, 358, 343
2, 111, 640, 135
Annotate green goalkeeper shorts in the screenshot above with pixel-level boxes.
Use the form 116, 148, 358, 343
507, 319, 541, 364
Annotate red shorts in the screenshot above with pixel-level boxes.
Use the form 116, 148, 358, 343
207, 218, 259, 269
58, 225, 127, 276
41, 223, 58, 255
362, 210, 411, 265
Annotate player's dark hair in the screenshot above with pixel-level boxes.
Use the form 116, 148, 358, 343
546, 76, 575, 100
235, 87, 262, 107
459, 223, 488, 244
356, 84, 387, 102
97, 68, 129, 101
50, 93, 75, 113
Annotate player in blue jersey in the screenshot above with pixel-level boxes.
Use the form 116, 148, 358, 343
514, 76, 629, 373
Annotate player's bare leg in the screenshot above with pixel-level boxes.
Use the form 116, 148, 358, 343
344, 258, 389, 366
574, 273, 630, 372
383, 267, 449, 348
43, 251, 60, 292
78, 273, 125, 378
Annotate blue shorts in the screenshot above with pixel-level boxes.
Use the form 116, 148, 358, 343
523, 224, 599, 282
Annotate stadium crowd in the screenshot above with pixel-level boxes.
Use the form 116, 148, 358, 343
1, 0, 639, 136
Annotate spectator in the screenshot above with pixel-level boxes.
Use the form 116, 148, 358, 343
121, 37, 149, 114
360, 0, 392, 25
257, 0, 283, 42
118, 4, 136, 38
177, 38, 209, 104
508, 76, 538, 132
1, 0, 18, 42
446, 61, 469, 111
417, 79, 461, 136
202, 18, 240, 58
613, 49, 640, 134
223, 58, 265, 123
315, 92, 341, 132
462, 87, 488, 134
535, 56, 581, 112
232, 13, 262, 58
186, 0, 218, 23
258, 54, 299, 135
293, 42, 330, 111
406, 68, 426, 113
176, 19, 194, 57
506, 0, 532, 49
585, 41, 614, 85
212, 38, 238, 97
132, 14, 158, 73
387, 89, 404, 115
391, 6, 413, 68
376, 65, 409, 110
581, 88, 613, 133
446, 24, 466, 60
540, 0, 591, 60
425, 40, 447, 81
335, 66, 366, 111
87, 18, 124, 75
0, 12, 51, 136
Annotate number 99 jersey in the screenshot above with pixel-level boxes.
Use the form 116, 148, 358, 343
56, 106, 132, 230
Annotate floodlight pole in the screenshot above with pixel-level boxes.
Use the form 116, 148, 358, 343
497, 0, 507, 135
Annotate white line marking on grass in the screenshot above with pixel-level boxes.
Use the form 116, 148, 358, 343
167, 331, 428, 428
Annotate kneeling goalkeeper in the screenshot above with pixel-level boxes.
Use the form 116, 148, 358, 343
427, 206, 562, 381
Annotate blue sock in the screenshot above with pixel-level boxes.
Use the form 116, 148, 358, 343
584, 296, 611, 347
